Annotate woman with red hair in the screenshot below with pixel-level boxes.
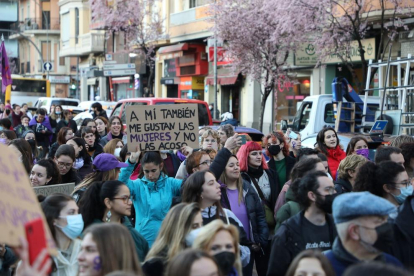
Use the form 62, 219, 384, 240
237, 141, 281, 276
264, 132, 296, 190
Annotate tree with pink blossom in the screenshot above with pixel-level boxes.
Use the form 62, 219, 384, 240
211, 0, 306, 131
284, 0, 412, 92
90, 0, 166, 93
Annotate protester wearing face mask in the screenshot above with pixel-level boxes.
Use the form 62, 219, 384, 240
81, 126, 103, 159
143, 203, 203, 276
0, 105, 11, 120
66, 137, 93, 178
325, 192, 403, 276
346, 136, 370, 160
103, 138, 124, 159
268, 171, 338, 276
39, 194, 84, 276
265, 131, 296, 189
0, 129, 16, 145
23, 130, 39, 163
193, 219, 242, 276
78, 180, 149, 262
354, 161, 412, 209
274, 158, 328, 231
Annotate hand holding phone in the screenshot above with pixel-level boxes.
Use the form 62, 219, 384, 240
239, 135, 247, 145
24, 218, 52, 275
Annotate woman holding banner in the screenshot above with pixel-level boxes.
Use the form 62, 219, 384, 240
118, 151, 183, 247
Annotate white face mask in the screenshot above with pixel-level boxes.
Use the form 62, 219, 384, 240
185, 227, 203, 247
114, 148, 122, 158
73, 158, 84, 170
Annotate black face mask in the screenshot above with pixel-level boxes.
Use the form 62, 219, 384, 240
372, 223, 394, 251
268, 145, 281, 156
5, 110, 10, 115
315, 193, 337, 214
213, 251, 235, 275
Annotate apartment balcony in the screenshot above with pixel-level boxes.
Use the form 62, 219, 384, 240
60, 33, 105, 57
169, 5, 213, 43
9, 17, 61, 38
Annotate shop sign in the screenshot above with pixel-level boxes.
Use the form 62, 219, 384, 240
179, 76, 205, 90
164, 59, 177, 78
49, 76, 70, 84
295, 38, 376, 66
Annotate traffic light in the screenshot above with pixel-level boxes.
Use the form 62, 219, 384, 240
70, 79, 77, 90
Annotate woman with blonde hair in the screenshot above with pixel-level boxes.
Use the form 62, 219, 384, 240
193, 219, 242, 276
103, 138, 124, 159
142, 203, 203, 276
335, 154, 367, 194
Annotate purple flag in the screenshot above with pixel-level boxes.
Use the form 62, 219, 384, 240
0, 41, 12, 94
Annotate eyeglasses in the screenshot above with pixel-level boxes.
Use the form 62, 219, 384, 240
198, 160, 212, 167
393, 178, 414, 188
113, 195, 134, 204
57, 161, 73, 168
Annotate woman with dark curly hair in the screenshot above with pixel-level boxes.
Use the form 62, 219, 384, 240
400, 142, 414, 178
264, 131, 296, 189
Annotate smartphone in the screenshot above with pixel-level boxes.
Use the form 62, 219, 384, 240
25, 218, 51, 274
288, 132, 298, 140
239, 135, 247, 145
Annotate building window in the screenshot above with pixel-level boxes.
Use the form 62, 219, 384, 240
75, 8, 79, 44
189, 0, 207, 8
180, 65, 196, 75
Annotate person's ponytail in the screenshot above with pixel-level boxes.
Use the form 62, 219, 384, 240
78, 181, 105, 229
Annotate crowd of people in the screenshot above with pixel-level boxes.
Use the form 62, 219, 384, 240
0, 101, 414, 276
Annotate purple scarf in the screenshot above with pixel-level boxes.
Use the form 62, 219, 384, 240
29, 115, 53, 142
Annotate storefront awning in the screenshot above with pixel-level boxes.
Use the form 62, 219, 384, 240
87, 78, 97, 85
158, 43, 189, 54
205, 74, 238, 86
112, 77, 130, 84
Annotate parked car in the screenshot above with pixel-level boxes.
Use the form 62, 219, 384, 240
110, 98, 213, 127
34, 97, 80, 114
73, 110, 113, 129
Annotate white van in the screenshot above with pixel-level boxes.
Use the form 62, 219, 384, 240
284, 94, 381, 140
34, 97, 81, 114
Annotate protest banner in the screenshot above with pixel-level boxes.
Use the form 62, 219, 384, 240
33, 183, 75, 197
0, 144, 56, 252
126, 104, 199, 152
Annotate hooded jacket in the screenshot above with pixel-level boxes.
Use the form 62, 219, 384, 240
119, 160, 183, 247
220, 179, 269, 247
274, 187, 301, 231
267, 211, 337, 276
201, 206, 251, 267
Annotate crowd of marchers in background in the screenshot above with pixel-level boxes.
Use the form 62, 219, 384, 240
0, 100, 414, 276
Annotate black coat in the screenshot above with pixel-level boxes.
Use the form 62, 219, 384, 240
267, 155, 296, 182
385, 196, 414, 270
267, 211, 337, 276
56, 119, 77, 135
334, 178, 353, 194
220, 179, 269, 247
241, 168, 281, 211
61, 169, 81, 185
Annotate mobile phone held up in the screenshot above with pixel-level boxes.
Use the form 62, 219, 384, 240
288, 132, 298, 140
25, 218, 52, 274
239, 135, 247, 145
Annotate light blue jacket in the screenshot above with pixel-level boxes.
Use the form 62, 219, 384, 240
119, 160, 182, 247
